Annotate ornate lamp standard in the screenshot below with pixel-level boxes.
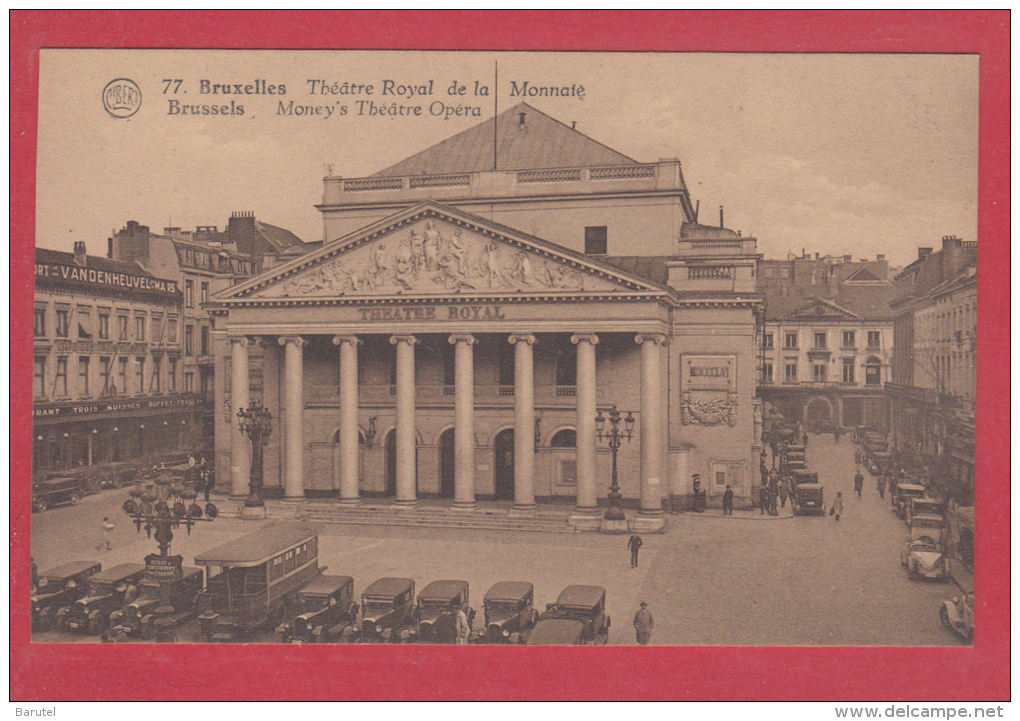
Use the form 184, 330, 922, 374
236, 400, 273, 508
121, 475, 217, 642
595, 407, 635, 524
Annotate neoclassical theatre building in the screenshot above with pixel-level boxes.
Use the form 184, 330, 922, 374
209, 104, 764, 529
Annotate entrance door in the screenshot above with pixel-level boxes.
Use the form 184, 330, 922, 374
438, 428, 455, 498
493, 429, 515, 500
385, 429, 418, 497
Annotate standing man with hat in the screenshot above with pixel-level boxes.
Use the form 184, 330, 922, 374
633, 601, 654, 645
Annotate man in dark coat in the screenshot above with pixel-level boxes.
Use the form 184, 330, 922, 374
854, 469, 865, 498
627, 534, 643, 568
722, 485, 734, 515
759, 484, 768, 514
633, 601, 654, 645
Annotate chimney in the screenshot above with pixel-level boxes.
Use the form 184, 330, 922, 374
815, 252, 820, 260
876, 254, 885, 261
518, 112, 527, 131
719, 205, 724, 228
918, 247, 933, 260
942, 234, 963, 278
571, 121, 577, 130
72, 240, 87, 267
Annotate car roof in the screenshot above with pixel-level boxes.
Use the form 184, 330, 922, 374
40, 560, 102, 579
91, 563, 147, 583
899, 484, 927, 492
911, 513, 944, 522
34, 477, 80, 487
362, 577, 414, 597
142, 566, 203, 584
485, 581, 533, 602
797, 483, 823, 489
418, 580, 468, 600
194, 522, 319, 567
300, 574, 354, 596
527, 619, 584, 645
556, 585, 605, 607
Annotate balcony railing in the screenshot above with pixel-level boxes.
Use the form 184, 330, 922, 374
308, 384, 601, 403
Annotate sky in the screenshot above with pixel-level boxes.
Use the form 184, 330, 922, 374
35, 51, 978, 267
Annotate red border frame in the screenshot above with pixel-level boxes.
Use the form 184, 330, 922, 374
10, 10, 1010, 701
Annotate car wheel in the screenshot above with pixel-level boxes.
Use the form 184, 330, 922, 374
112, 476, 125, 489
35, 498, 48, 513
70, 493, 81, 506
36, 612, 53, 632
939, 606, 952, 629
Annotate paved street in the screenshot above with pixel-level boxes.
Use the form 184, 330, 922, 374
30, 433, 963, 646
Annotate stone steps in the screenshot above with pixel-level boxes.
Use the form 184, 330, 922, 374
295, 504, 580, 534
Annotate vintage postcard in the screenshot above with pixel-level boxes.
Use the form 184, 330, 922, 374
10, 11, 1009, 703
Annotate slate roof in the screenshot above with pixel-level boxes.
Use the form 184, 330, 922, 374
763, 282, 897, 321
371, 103, 638, 177
36, 247, 156, 277
254, 220, 306, 251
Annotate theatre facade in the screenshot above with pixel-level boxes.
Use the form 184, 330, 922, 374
208, 104, 764, 529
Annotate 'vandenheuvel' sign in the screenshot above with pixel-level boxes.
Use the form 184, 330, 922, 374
36, 262, 181, 298
33, 394, 208, 418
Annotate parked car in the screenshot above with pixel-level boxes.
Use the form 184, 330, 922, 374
529, 585, 610, 645
790, 472, 824, 515
474, 581, 539, 644
276, 574, 357, 644
940, 591, 974, 642
56, 563, 147, 635
411, 580, 474, 644
31, 476, 86, 513
355, 578, 415, 643
893, 483, 928, 519
906, 498, 946, 526
900, 537, 949, 580
31, 561, 102, 631
92, 461, 147, 489
109, 567, 205, 639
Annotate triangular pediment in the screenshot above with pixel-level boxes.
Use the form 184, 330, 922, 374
221, 202, 666, 302
781, 298, 861, 321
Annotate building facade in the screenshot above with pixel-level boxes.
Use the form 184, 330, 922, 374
33, 243, 200, 471
757, 256, 894, 431
208, 104, 765, 526
888, 235, 977, 504
108, 213, 314, 445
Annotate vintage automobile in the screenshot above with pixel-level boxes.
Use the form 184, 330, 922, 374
784, 450, 807, 472
410, 580, 474, 644
31, 560, 102, 631
275, 574, 357, 644
867, 450, 894, 475
31, 476, 86, 513
906, 498, 946, 526
56, 563, 147, 635
893, 483, 928, 519
940, 591, 974, 642
864, 431, 889, 452
109, 567, 205, 639
900, 537, 949, 581
195, 523, 324, 642
92, 461, 147, 489
473, 581, 539, 644
529, 585, 610, 645
352, 577, 416, 644
790, 471, 824, 515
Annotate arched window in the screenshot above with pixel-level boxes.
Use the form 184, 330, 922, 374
865, 357, 882, 386
550, 429, 577, 448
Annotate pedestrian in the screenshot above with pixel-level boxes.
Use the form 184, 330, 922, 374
830, 491, 844, 521
202, 468, 214, 502
627, 533, 643, 568
99, 516, 115, 551
854, 449, 862, 466
877, 475, 887, 499
722, 485, 734, 515
633, 601, 654, 645
759, 483, 768, 515
854, 469, 864, 498
779, 479, 789, 509
454, 604, 470, 645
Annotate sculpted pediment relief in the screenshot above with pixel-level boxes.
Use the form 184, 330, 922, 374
783, 300, 858, 321
252, 218, 622, 298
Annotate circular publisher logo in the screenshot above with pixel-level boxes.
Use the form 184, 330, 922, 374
102, 78, 142, 118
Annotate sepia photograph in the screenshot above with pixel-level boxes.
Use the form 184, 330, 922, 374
10, 11, 1009, 703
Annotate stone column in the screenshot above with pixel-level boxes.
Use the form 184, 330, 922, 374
449, 334, 477, 510
509, 334, 537, 513
634, 334, 667, 531
229, 337, 251, 500
570, 334, 600, 528
390, 335, 419, 506
278, 336, 306, 502
333, 335, 362, 505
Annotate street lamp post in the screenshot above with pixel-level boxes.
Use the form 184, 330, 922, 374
595, 408, 635, 524
236, 400, 273, 508
121, 476, 217, 642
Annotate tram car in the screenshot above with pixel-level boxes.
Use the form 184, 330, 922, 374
194, 522, 325, 642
